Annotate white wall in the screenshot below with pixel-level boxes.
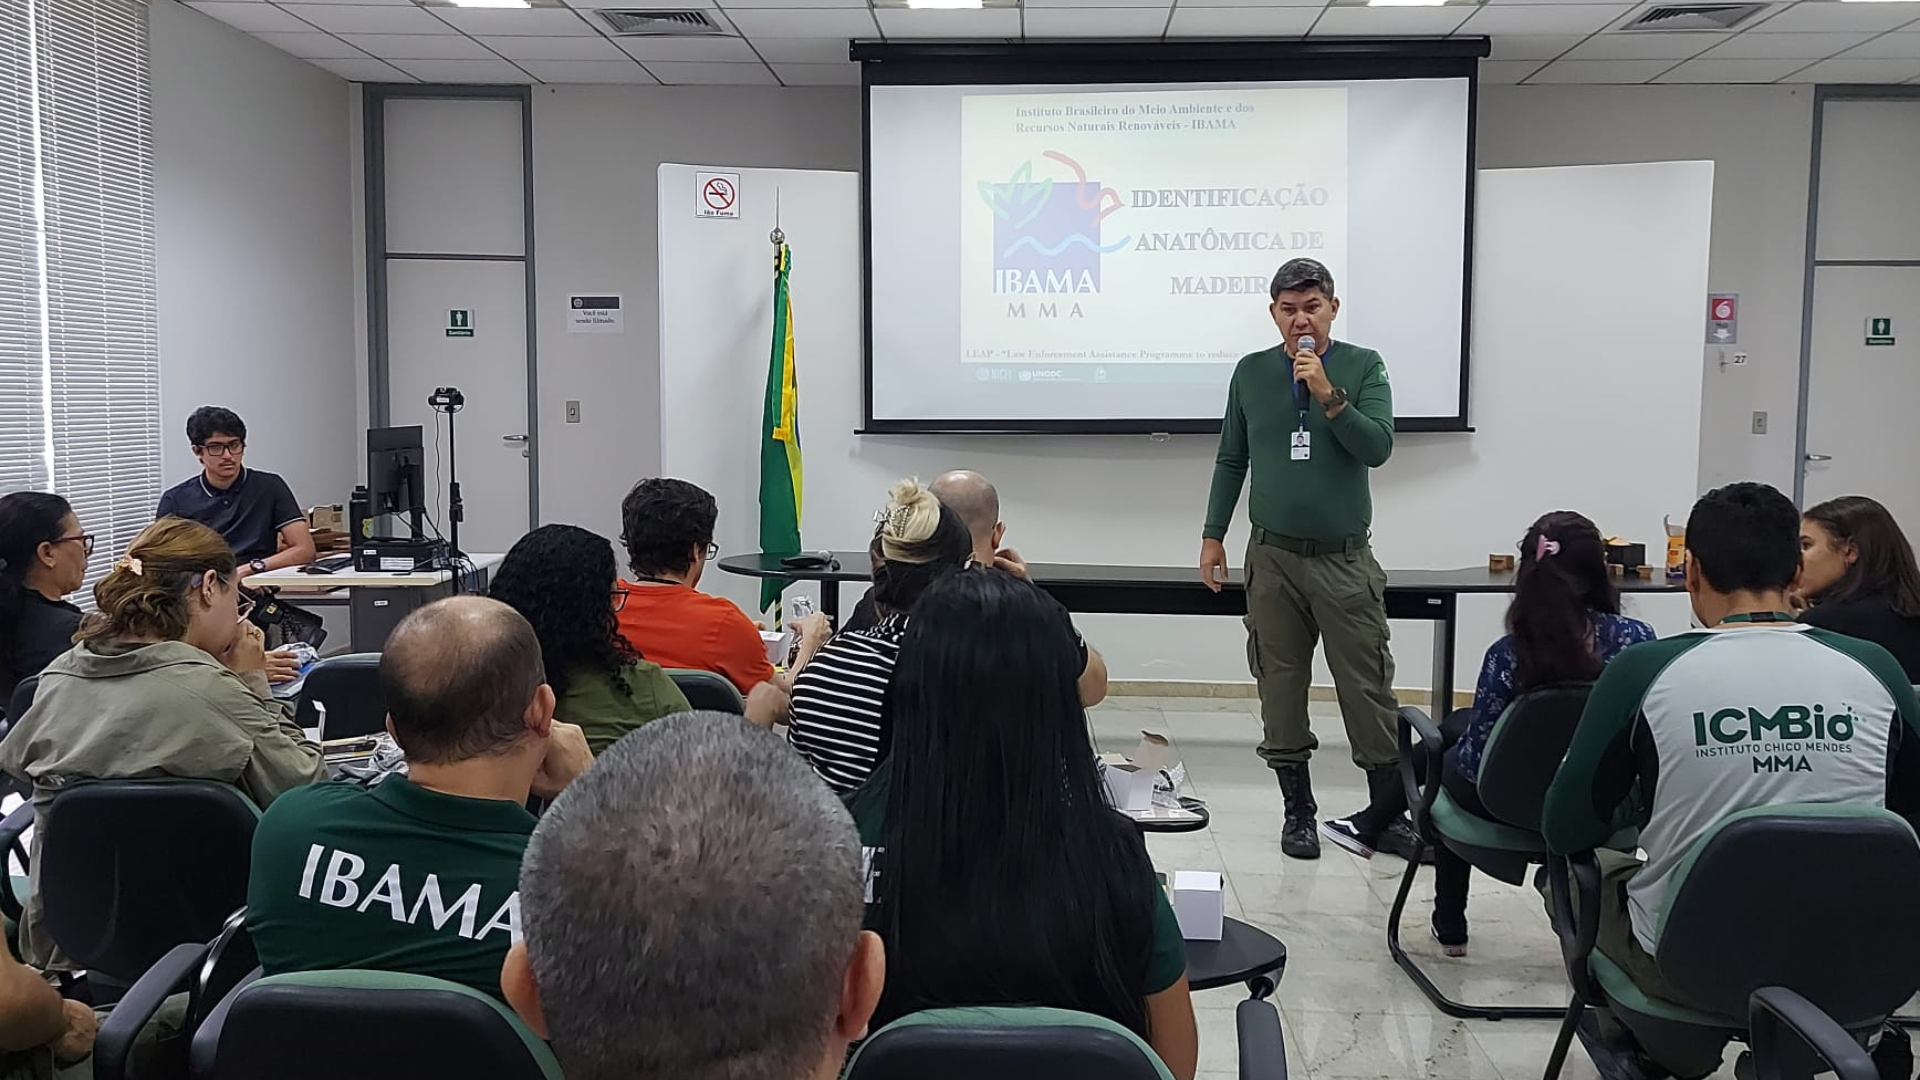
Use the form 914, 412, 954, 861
1477, 85, 1815, 497
658, 162, 1708, 691
530, 86, 863, 542
151, 0, 357, 511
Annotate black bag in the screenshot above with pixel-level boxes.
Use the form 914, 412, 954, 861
245, 587, 327, 650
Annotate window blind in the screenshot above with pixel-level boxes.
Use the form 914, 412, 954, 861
2, 0, 159, 597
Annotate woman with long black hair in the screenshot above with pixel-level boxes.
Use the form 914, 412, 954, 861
0, 492, 89, 708
1798, 495, 1920, 679
847, 568, 1198, 1079
1431, 510, 1655, 955
488, 523, 690, 755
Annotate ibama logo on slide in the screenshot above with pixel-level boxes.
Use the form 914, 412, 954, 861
981, 151, 1130, 295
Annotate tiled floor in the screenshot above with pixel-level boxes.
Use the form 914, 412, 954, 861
1091, 696, 1750, 1080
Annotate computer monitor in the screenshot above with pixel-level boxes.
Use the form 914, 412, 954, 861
367, 426, 426, 540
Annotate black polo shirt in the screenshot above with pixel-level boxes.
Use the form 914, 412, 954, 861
156, 469, 302, 562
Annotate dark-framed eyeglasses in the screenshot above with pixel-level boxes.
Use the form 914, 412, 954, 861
197, 439, 245, 458
702, 542, 720, 561
50, 533, 95, 556
611, 585, 630, 613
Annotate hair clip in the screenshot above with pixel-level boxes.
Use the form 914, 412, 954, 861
873, 505, 914, 540
117, 556, 143, 576
1535, 536, 1561, 562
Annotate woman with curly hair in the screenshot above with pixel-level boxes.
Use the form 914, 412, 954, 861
489, 524, 690, 755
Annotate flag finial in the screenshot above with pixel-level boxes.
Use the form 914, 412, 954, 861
770, 187, 784, 246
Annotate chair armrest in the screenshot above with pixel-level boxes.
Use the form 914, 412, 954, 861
0, 801, 34, 921
94, 941, 209, 1080
1236, 998, 1289, 1080
1397, 706, 1445, 832
189, 965, 262, 1078
1547, 852, 1604, 1001
1750, 987, 1878, 1080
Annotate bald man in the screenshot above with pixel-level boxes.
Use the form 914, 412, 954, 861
841, 470, 1108, 705
245, 596, 593, 1000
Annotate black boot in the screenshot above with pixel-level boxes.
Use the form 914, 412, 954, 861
1274, 763, 1320, 859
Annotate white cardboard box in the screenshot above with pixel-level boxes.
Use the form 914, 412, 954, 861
1098, 731, 1173, 814
760, 629, 793, 667
1171, 870, 1225, 942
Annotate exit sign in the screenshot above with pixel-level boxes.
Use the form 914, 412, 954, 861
1866, 316, 1895, 347
446, 309, 474, 338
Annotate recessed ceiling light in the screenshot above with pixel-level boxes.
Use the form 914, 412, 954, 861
445, 0, 531, 7
1367, 0, 1453, 7
905, 0, 987, 8
1837, 0, 1920, 5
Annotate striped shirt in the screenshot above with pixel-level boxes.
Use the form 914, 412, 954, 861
788, 617, 907, 792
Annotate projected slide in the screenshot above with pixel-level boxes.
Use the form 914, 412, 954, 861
959, 87, 1346, 371
866, 76, 1472, 430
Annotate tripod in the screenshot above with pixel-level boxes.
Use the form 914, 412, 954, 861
427, 386, 465, 557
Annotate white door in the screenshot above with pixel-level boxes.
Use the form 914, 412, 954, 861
378, 95, 531, 555
385, 260, 531, 553
1801, 265, 1920, 533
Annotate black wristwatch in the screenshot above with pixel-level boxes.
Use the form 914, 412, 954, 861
250, 558, 267, 575
1324, 387, 1349, 413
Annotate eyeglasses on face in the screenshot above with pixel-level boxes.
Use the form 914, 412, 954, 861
197, 439, 245, 458
236, 595, 256, 623
49, 534, 95, 556
701, 542, 720, 561
611, 585, 630, 613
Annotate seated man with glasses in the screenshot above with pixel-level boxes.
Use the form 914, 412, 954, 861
157, 406, 316, 583
614, 478, 830, 700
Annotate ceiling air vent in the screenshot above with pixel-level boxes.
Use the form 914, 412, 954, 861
1615, 3, 1766, 31
593, 9, 728, 36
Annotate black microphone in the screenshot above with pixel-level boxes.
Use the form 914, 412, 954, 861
1292, 334, 1316, 413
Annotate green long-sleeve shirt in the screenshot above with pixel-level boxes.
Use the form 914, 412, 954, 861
1203, 341, 1394, 543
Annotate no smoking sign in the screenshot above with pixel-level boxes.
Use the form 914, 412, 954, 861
695, 171, 740, 219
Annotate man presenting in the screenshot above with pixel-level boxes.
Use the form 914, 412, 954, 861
1200, 258, 1414, 862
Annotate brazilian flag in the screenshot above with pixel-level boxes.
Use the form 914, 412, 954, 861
757, 241, 802, 613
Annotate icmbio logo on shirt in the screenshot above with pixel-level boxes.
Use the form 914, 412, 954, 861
1691, 703, 1858, 747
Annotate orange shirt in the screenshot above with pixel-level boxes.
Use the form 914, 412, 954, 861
614, 580, 774, 695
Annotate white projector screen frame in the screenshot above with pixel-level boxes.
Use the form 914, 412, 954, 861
857, 40, 1487, 436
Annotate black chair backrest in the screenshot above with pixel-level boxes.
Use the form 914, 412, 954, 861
1658, 806, 1920, 1025
200, 972, 559, 1080
667, 669, 745, 715
1475, 682, 1594, 830
39, 779, 260, 984
844, 1007, 1170, 1080
3, 674, 38, 728
292, 653, 385, 738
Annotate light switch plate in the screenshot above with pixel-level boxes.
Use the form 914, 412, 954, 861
565, 400, 581, 424
1751, 411, 1767, 435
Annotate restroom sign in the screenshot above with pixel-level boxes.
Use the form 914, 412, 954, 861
696, 172, 740, 219
446, 309, 473, 338
1866, 317, 1895, 346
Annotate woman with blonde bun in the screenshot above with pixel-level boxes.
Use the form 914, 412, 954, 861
0, 517, 325, 970
787, 479, 974, 792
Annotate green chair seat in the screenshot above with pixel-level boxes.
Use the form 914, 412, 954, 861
844, 1005, 1174, 1080
1589, 951, 1736, 1029
1432, 790, 1638, 856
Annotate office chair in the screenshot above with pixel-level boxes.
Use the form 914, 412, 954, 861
93, 908, 260, 1080
1750, 987, 1880, 1080
845, 1003, 1290, 1080
292, 653, 385, 739
37, 779, 260, 1002
1543, 804, 1920, 1080
189, 970, 562, 1080
666, 669, 745, 714
2, 673, 37, 731
1388, 686, 1636, 1019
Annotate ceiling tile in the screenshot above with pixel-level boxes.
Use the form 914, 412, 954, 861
342, 33, 498, 59
1794, 55, 1920, 80
1525, 57, 1674, 80
1023, 8, 1171, 34
429, 7, 597, 34
1839, 31, 1920, 58
1478, 58, 1548, 81
281, 5, 454, 34
1562, 30, 1722, 58
1699, 30, 1873, 57
1177, 0, 1330, 8
772, 61, 863, 83
307, 57, 416, 81
1310, 5, 1476, 35
616, 35, 762, 60
563, 0, 713, 6
276, 0, 412, 5
389, 57, 535, 82
1166, 7, 1317, 33
186, 3, 313, 32
517, 58, 662, 82
1654, 56, 1806, 79
1024, 0, 1172, 8
478, 35, 625, 60
723, 7, 880, 35
642, 59, 781, 83
1484, 33, 1586, 57
874, 8, 1023, 35
1455, 4, 1628, 33
719, 0, 872, 9
748, 36, 859, 61
249, 31, 369, 58
1750, 2, 1920, 33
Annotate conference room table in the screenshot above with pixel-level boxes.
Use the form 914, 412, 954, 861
718, 552, 1683, 713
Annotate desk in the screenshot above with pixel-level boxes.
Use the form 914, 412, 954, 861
718, 553, 1681, 712
252, 554, 503, 652
1186, 917, 1286, 998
